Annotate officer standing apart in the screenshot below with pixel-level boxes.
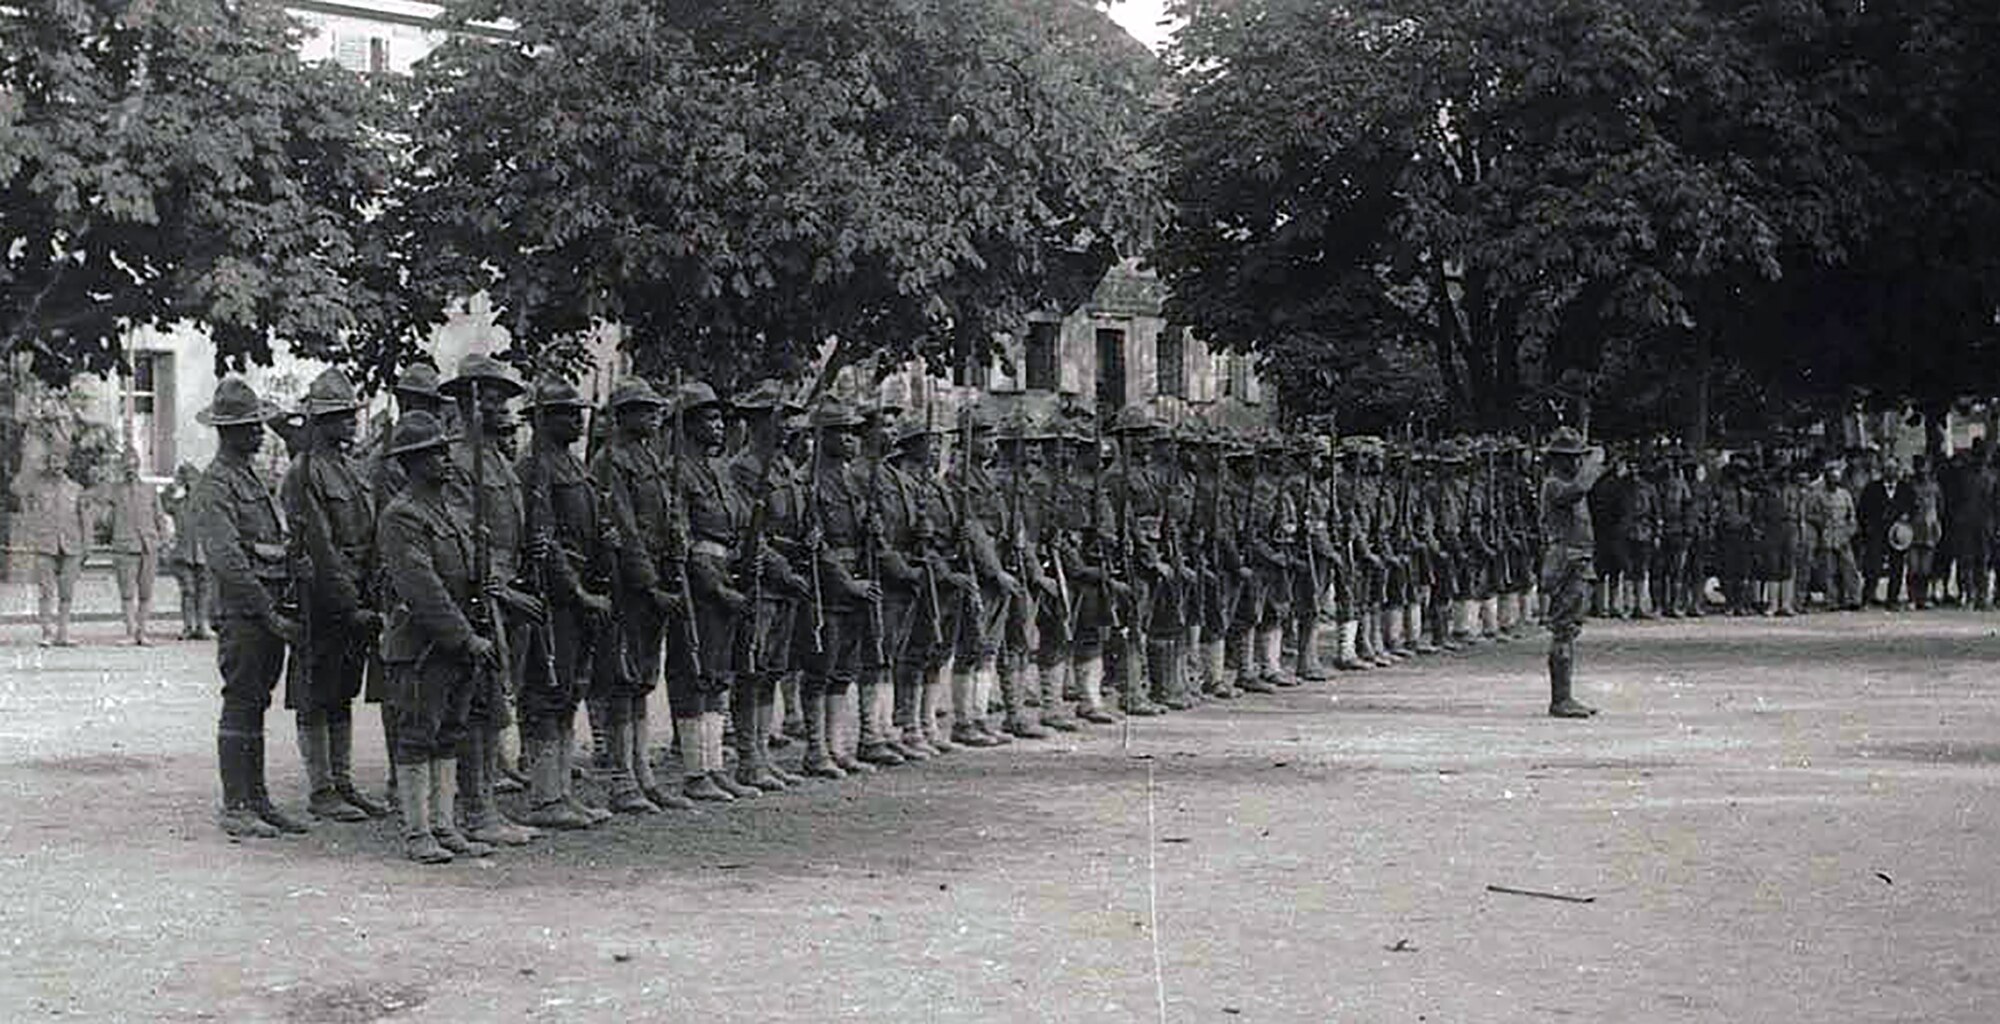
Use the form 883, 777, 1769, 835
15, 449, 88, 647
1539, 427, 1606, 719
194, 377, 311, 838
99, 448, 166, 647
281, 369, 388, 823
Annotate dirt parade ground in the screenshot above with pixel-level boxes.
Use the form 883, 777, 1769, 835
3, 613, 1997, 1024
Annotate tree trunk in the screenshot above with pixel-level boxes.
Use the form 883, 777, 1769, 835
1688, 320, 1712, 455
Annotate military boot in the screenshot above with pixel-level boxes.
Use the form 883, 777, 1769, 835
922, 662, 956, 752
859, 680, 909, 764
1038, 659, 1080, 731
738, 698, 790, 792
1119, 639, 1166, 713
680, 715, 734, 802
557, 720, 613, 824
1234, 629, 1276, 693
328, 714, 389, 818
1003, 657, 1054, 737
217, 730, 279, 839
950, 665, 1001, 747
974, 658, 1016, 741
396, 761, 452, 864
1409, 603, 1438, 654
380, 705, 400, 801
430, 758, 493, 857
519, 724, 593, 830
460, 732, 539, 847
633, 704, 695, 809
1068, 654, 1115, 723
605, 714, 663, 814
246, 733, 310, 835
301, 713, 368, 822
586, 697, 614, 780
1548, 650, 1599, 719
1166, 639, 1202, 709
1202, 639, 1239, 699
494, 723, 527, 794
707, 712, 762, 797
802, 689, 848, 778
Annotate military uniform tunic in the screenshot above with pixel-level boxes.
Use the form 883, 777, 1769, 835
377, 485, 484, 763
282, 441, 377, 713
195, 449, 293, 732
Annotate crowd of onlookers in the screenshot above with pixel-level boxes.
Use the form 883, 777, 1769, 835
5, 453, 209, 646
1583, 438, 1996, 618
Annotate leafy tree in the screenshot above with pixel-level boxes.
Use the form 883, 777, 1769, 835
0, 0, 404, 385
1154, 0, 1849, 434
394, 0, 1165, 388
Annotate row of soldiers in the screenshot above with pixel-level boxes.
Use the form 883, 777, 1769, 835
193, 356, 1581, 863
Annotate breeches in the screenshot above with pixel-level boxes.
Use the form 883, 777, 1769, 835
388, 654, 476, 764
113, 551, 156, 608
34, 552, 81, 620
800, 604, 868, 694
217, 616, 286, 733
1541, 557, 1593, 646
520, 604, 591, 724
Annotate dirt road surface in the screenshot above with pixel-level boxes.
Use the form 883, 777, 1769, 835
3, 612, 1997, 1023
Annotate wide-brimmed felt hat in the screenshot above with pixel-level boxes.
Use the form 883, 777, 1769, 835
1543, 427, 1590, 455
386, 410, 457, 456
732, 378, 788, 413
441, 353, 525, 399
808, 398, 866, 430
1111, 406, 1156, 435
608, 376, 667, 409
526, 378, 590, 409
892, 419, 938, 448
302, 368, 362, 417
393, 362, 443, 399
197, 377, 282, 427
671, 380, 725, 416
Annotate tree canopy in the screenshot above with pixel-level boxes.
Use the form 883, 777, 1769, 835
0, 0, 403, 385
1153, 0, 2000, 438
392, 0, 1165, 387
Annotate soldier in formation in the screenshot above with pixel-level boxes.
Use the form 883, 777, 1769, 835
203, 360, 1776, 861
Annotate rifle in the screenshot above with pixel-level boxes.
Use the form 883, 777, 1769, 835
861, 400, 889, 670
522, 367, 563, 706
670, 369, 703, 676
467, 379, 506, 686
1116, 432, 1144, 636
917, 371, 945, 648
806, 418, 826, 654
1161, 459, 1187, 634
952, 351, 984, 650
1298, 461, 1320, 619
1090, 416, 1122, 639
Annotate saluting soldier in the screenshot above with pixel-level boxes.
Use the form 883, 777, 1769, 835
1539, 427, 1606, 719
728, 379, 813, 789
280, 368, 388, 824
194, 377, 309, 839
376, 410, 502, 863
440, 355, 541, 847
513, 378, 614, 830
671, 380, 761, 801
592, 377, 695, 812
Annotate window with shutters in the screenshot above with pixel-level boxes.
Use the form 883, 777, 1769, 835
1025, 320, 1059, 392
122, 351, 175, 477
369, 37, 390, 74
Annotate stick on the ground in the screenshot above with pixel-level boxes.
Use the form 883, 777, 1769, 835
1486, 884, 1596, 904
